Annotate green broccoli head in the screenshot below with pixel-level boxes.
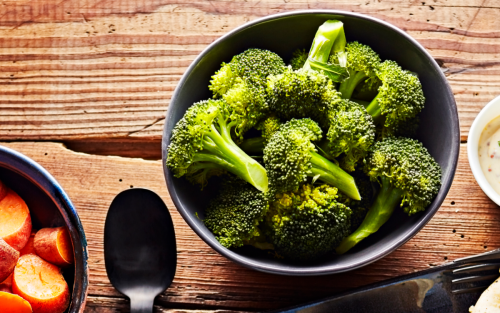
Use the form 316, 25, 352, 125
263, 118, 322, 194
167, 99, 222, 177
326, 100, 376, 172
255, 114, 282, 142
204, 177, 269, 249
222, 78, 269, 138
344, 42, 381, 81
290, 49, 308, 70
209, 48, 286, 97
337, 42, 381, 99
364, 137, 441, 215
265, 183, 352, 261
263, 118, 361, 200
366, 60, 425, 128
166, 99, 268, 192
267, 68, 342, 127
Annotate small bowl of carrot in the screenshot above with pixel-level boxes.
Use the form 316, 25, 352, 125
0, 145, 88, 313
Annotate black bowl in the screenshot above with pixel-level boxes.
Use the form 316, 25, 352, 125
0, 145, 88, 311
162, 10, 460, 275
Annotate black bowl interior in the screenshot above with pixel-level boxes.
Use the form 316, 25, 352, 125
0, 147, 87, 311
163, 11, 459, 275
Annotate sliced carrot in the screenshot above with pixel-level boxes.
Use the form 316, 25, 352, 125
0, 238, 19, 282
0, 291, 32, 313
34, 227, 73, 267
0, 189, 32, 251
12, 255, 69, 313
19, 231, 37, 256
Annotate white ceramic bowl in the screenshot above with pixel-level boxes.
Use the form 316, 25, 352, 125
468, 95, 500, 205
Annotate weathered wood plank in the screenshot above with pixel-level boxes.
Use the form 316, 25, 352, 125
0, 1, 498, 141
1, 141, 497, 312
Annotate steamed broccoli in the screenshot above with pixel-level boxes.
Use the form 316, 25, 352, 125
221, 80, 269, 138
323, 100, 376, 172
266, 68, 342, 128
204, 177, 269, 248
290, 49, 308, 70
365, 60, 425, 128
336, 42, 381, 99
336, 137, 441, 254
255, 114, 282, 142
209, 49, 286, 137
264, 183, 352, 261
166, 99, 268, 192
263, 118, 361, 200
209, 48, 286, 97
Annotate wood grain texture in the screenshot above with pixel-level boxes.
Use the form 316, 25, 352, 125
0, 0, 499, 141
1, 141, 497, 312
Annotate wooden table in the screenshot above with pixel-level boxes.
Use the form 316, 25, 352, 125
1, 1, 499, 312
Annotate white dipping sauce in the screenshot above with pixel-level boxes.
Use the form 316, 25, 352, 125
479, 115, 500, 195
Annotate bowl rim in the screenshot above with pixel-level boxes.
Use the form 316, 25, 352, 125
0, 144, 89, 312
162, 9, 460, 275
467, 95, 500, 206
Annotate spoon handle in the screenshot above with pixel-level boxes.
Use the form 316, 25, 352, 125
130, 296, 154, 313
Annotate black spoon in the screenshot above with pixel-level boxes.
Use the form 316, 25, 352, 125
104, 188, 176, 313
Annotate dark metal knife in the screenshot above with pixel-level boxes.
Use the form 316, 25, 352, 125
273, 262, 495, 313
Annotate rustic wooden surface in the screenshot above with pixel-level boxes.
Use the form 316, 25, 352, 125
1, 0, 500, 312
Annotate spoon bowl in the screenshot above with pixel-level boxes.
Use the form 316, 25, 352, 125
104, 188, 176, 312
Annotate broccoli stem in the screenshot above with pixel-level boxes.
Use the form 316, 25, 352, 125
338, 71, 368, 99
365, 94, 385, 125
239, 137, 266, 155
304, 20, 345, 69
309, 152, 361, 200
336, 176, 403, 254
196, 123, 268, 193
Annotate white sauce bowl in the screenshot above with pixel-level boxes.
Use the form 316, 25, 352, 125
468, 95, 500, 205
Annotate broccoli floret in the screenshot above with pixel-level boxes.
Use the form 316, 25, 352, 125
209, 48, 286, 97
263, 118, 361, 200
290, 49, 308, 70
255, 114, 282, 142
365, 60, 425, 128
222, 79, 270, 138
267, 68, 342, 128
166, 99, 268, 192
209, 49, 286, 137
264, 183, 352, 261
336, 137, 441, 254
204, 177, 269, 249
325, 100, 376, 172
336, 42, 381, 99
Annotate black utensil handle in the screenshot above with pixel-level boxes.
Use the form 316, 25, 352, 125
130, 296, 154, 313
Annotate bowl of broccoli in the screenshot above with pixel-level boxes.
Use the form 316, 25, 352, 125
162, 10, 460, 275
